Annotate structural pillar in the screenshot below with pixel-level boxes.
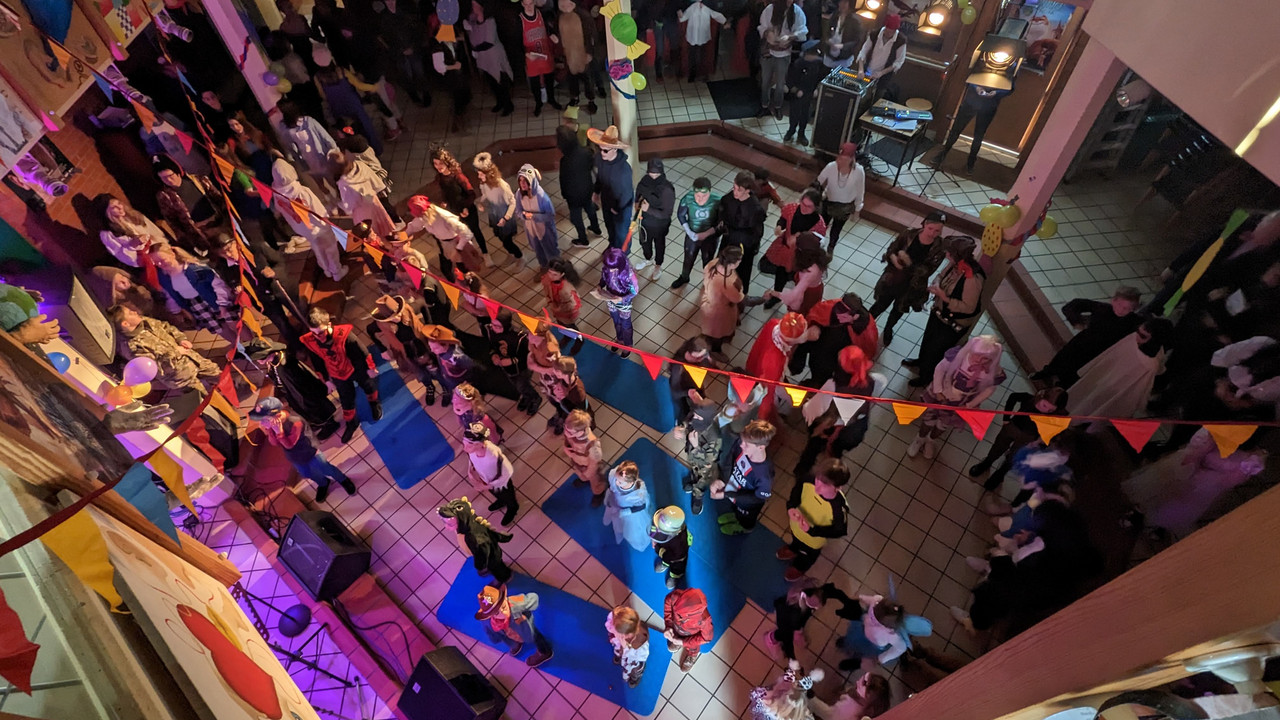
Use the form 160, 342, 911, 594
983, 39, 1126, 305
202, 0, 283, 118
603, 0, 642, 182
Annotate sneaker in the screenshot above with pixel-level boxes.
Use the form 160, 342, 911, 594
906, 436, 924, 458
965, 556, 991, 575
968, 461, 991, 478
627, 674, 641, 688
901, 358, 921, 368
572, 237, 591, 247
775, 546, 797, 561
665, 573, 677, 589
654, 556, 668, 573
340, 479, 357, 495
649, 264, 661, 281
923, 439, 937, 459
509, 642, 524, 657
634, 258, 653, 271
370, 402, 383, 421
678, 653, 697, 673
423, 385, 437, 406
719, 519, 749, 536
690, 495, 704, 515
783, 567, 805, 582
314, 483, 330, 503
527, 649, 553, 668
796, 133, 809, 146
773, 106, 784, 120
717, 512, 736, 525
588, 225, 603, 236
670, 276, 689, 290
330, 265, 350, 282
525, 397, 542, 416
316, 421, 340, 441
950, 606, 976, 634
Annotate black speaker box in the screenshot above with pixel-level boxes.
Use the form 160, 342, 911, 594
278, 511, 371, 602
813, 79, 871, 158
398, 647, 507, 720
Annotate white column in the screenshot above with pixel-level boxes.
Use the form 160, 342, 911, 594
201, 0, 283, 117
603, 0, 642, 179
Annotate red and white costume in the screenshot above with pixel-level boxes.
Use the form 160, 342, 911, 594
745, 312, 808, 423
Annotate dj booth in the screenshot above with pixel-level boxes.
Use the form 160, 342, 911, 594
811, 68, 876, 157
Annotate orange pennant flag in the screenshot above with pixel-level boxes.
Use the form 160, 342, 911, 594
784, 386, 808, 407
1112, 419, 1160, 452
213, 155, 236, 183
518, 312, 541, 333
240, 306, 266, 340
1032, 414, 1071, 445
147, 445, 196, 515
364, 243, 386, 268
892, 402, 926, 425
442, 283, 461, 309
956, 409, 995, 440
50, 42, 73, 71
1205, 424, 1257, 458
293, 201, 313, 228
131, 101, 157, 133
41, 509, 123, 607
641, 353, 664, 379
684, 364, 708, 388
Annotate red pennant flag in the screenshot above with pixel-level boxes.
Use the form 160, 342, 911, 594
640, 353, 664, 379
175, 130, 194, 154
400, 261, 423, 290
484, 298, 501, 321
956, 409, 996, 440
729, 376, 756, 403
216, 372, 239, 408
252, 179, 274, 208
1112, 419, 1160, 452
0, 588, 39, 694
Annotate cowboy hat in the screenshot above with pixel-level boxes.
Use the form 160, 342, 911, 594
475, 584, 508, 620
369, 294, 409, 322
246, 338, 287, 362
423, 324, 460, 345
586, 125, 629, 149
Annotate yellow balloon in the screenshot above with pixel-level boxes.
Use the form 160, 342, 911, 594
630, 72, 647, 92
997, 203, 1022, 229
1036, 216, 1059, 238
978, 204, 1003, 224
130, 381, 152, 398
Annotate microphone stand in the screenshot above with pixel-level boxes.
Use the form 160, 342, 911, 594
917, 55, 963, 199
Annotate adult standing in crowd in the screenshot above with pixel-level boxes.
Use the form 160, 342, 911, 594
719, 172, 768, 294
903, 236, 987, 387
465, 1, 516, 117
519, 0, 562, 116
758, 0, 808, 119
817, 142, 866, 254
589, 125, 635, 250
557, 126, 603, 247
635, 158, 676, 281
869, 211, 947, 345
1031, 287, 1144, 388
858, 13, 907, 103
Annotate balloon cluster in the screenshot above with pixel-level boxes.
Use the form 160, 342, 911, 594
103, 357, 160, 408
601, 0, 650, 93
262, 62, 294, 94
958, 0, 977, 24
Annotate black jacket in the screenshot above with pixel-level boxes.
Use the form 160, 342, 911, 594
557, 132, 597, 204
636, 173, 676, 226
786, 56, 827, 103
719, 194, 767, 250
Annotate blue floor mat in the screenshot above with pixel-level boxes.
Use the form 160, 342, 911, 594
437, 566, 670, 715
560, 332, 676, 434
355, 360, 455, 489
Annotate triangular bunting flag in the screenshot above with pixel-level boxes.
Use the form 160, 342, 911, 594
1112, 419, 1160, 452
729, 377, 756, 403
216, 371, 239, 408
40, 509, 123, 607
175, 130, 194, 154
147, 444, 196, 515
50, 43, 72, 71
332, 225, 350, 251
892, 402, 926, 425
442, 283, 461, 309
1032, 414, 1071, 445
518, 312, 540, 333
208, 389, 241, 426
131, 101, 157, 133
364, 243, 385, 268
1205, 424, 1257, 459
400, 260, 423, 290
177, 69, 196, 94
212, 155, 236, 183
94, 71, 116, 101
293, 201, 313, 228
684, 364, 707, 388
0, 587, 39, 694
251, 179, 273, 207
484, 298, 502, 321
436, 24, 457, 42
784, 386, 808, 407
957, 409, 996, 440
116, 464, 181, 544
641, 353, 664, 380
832, 397, 864, 423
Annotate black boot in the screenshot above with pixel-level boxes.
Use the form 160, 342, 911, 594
370, 401, 383, 421
340, 420, 360, 443
316, 420, 340, 441
340, 478, 357, 495
691, 495, 704, 516
423, 383, 437, 406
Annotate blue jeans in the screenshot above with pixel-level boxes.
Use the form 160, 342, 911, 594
294, 452, 349, 490
604, 203, 634, 249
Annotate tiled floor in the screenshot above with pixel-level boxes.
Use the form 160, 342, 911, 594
180, 57, 1183, 719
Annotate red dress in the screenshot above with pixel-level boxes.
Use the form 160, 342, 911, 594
745, 317, 792, 424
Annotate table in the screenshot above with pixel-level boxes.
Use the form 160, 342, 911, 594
856, 99, 930, 188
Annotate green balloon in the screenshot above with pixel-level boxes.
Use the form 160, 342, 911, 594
961, 5, 977, 24
978, 204, 1003, 224
611, 13, 638, 46
631, 72, 647, 91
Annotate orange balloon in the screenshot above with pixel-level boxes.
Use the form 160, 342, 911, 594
105, 385, 134, 407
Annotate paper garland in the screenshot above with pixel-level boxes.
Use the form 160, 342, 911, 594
957, 409, 995, 440
641, 353, 665, 380
0, 589, 40, 694
684, 364, 708, 389
893, 402, 927, 425
1112, 419, 1160, 452
1032, 415, 1071, 445
1205, 424, 1257, 459
785, 386, 808, 407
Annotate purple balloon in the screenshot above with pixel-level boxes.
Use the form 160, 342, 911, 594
262, 71, 280, 86
123, 356, 159, 385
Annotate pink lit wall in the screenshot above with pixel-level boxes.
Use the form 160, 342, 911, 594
1082, 0, 1280, 184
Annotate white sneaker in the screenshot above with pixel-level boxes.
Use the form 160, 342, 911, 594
330, 265, 349, 282
923, 438, 937, 459
906, 436, 924, 458
649, 264, 662, 280
634, 258, 653, 271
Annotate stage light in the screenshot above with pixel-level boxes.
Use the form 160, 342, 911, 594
918, 1, 953, 36
857, 0, 882, 21
966, 33, 1026, 91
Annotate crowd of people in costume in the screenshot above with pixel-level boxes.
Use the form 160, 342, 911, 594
3, 0, 1277, 718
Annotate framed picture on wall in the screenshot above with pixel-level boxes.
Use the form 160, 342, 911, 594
0, 76, 41, 172
1015, 0, 1077, 74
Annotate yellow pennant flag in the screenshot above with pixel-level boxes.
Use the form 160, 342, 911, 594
240, 306, 266, 340
50, 42, 73, 71
518, 312, 541, 333
1032, 415, 1071, 445
892, 402, 926, 425
147, 446, 196, 515
364, 243, 385, 268
1205, 424, 1257, 458
684, 364, 708, 388
442, 283, 461, 309
784, 386, 808, 407
41, 509, 123, 608
208, 391, 240, 426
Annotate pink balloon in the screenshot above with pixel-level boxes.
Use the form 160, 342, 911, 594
123, 356, 159, 385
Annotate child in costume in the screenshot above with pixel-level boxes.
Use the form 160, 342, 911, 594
744, 311, 809, 423
593, 247, 639, 355
663, 587, 713, 673
514, 163, 559, 268
837, 590, 933, 671
527, 320, 563, 408
489, 310, 541, 415
749, 661, 825, 720
424, 324, 477, 407
472, 153, 525, 261
452, 382, 503, 444
367, 293, 441, 404
651, 506, 690, 590
711, 419, 776, 535
518, 0, 561, 116
476, 584, 554, 667
250, 397, 355, 504
300, 307, 382, 442
439, 498, 514, 585
908, 334, 1006, 460
541, 259, 583, 351
250, 340, 340, 440
777, 457, 851, 581
405, 194, 485, 276
605, 606, 650, 688
603, 460, 652, 552
462, 422, 519, 527
764, 578, 856, 661
547, 355, 589, 435
563, 409, 607, 507
684, 400, 721, 517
